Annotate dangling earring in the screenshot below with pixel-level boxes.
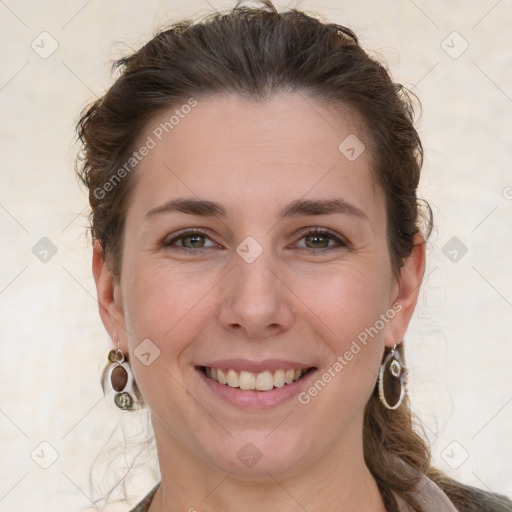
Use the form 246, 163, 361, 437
107, 343, 135, 410
378, 343, 406, 410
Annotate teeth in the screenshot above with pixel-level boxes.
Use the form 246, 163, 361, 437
217, 368, 227, 385
203, 367, 309, 391
255, 371, 273, 391
239, 371, 255, 390
273, 369, 285, 387
227, 369, 238, 388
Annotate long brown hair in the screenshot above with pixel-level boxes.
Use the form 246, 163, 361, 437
76, 1, 511, 510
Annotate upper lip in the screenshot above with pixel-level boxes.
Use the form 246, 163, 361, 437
198, 359, 315, 373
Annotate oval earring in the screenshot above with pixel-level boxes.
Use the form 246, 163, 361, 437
378, 343, 406, 410
107, 343, 135, 410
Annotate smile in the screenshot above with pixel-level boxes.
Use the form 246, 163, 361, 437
201, 366, 312, 391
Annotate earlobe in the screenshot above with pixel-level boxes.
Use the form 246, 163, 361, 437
385, 233, 426, 348
92, 240, 127, 346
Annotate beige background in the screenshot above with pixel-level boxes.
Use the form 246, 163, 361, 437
1, 0, 511, 510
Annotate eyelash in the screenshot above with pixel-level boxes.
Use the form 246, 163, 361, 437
162, 228, 349, 253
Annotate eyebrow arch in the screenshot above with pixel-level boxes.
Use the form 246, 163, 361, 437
278, 198, 368, 221
144, 198, 227, 221
143, 197, 368, 222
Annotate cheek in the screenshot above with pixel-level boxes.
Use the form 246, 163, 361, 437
300, 260, 392, 343
119, 262, 219, 421
297, 262, 392, 404
121, 260, 218, 369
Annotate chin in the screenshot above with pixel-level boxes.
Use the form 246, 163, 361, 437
199, 430, 311, 479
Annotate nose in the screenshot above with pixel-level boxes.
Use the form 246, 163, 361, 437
217, 252, 294, 339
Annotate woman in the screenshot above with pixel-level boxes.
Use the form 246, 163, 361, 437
76, 1, 512, 510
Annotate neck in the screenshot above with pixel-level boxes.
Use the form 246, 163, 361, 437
148, 418, 386, 512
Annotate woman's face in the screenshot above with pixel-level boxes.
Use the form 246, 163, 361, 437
95, 93, 422, 478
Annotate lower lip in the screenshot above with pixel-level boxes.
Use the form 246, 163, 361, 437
197, 367, 317, 410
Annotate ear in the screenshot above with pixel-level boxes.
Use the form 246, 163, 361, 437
92, 239, 128, 351
385, 233, 426, 348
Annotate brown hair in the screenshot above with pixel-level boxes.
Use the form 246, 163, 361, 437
76, 1, 511, 510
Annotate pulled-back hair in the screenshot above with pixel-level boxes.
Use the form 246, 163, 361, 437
76, 1, 511, 510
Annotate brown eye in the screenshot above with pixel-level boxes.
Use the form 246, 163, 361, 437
181, 234, 206, 248
295, 229, 348, 251
304, 233, 330, 249
163, 230, 217, 250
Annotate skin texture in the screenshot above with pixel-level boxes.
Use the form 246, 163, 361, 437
93, 93, 425, 511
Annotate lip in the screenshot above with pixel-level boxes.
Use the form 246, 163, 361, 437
196, 364, 317, 410
199, 358, 313, 373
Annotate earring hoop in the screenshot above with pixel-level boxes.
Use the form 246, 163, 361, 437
378, 343, 406, 410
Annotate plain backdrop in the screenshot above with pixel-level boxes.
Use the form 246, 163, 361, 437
0, 0, 511, 510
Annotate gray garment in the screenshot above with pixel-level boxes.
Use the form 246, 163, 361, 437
129, 475, 459, 511
395, 474, 459, 511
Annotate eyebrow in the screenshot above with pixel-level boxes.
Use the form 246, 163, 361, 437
143, 197, 368, 222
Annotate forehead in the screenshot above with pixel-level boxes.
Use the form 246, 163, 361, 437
127, 93, 383, 222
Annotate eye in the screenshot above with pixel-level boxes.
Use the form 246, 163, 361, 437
163, 229, 219, 250
294, 228, 348, 251
162, 228, 349, 252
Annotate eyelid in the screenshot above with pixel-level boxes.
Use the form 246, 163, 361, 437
163, 228, 220, 248
162, 227, 350, 251
292, 227, 350, 250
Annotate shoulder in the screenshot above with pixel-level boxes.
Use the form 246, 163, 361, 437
429, 472, 512, 512
444, 482, 512, 512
